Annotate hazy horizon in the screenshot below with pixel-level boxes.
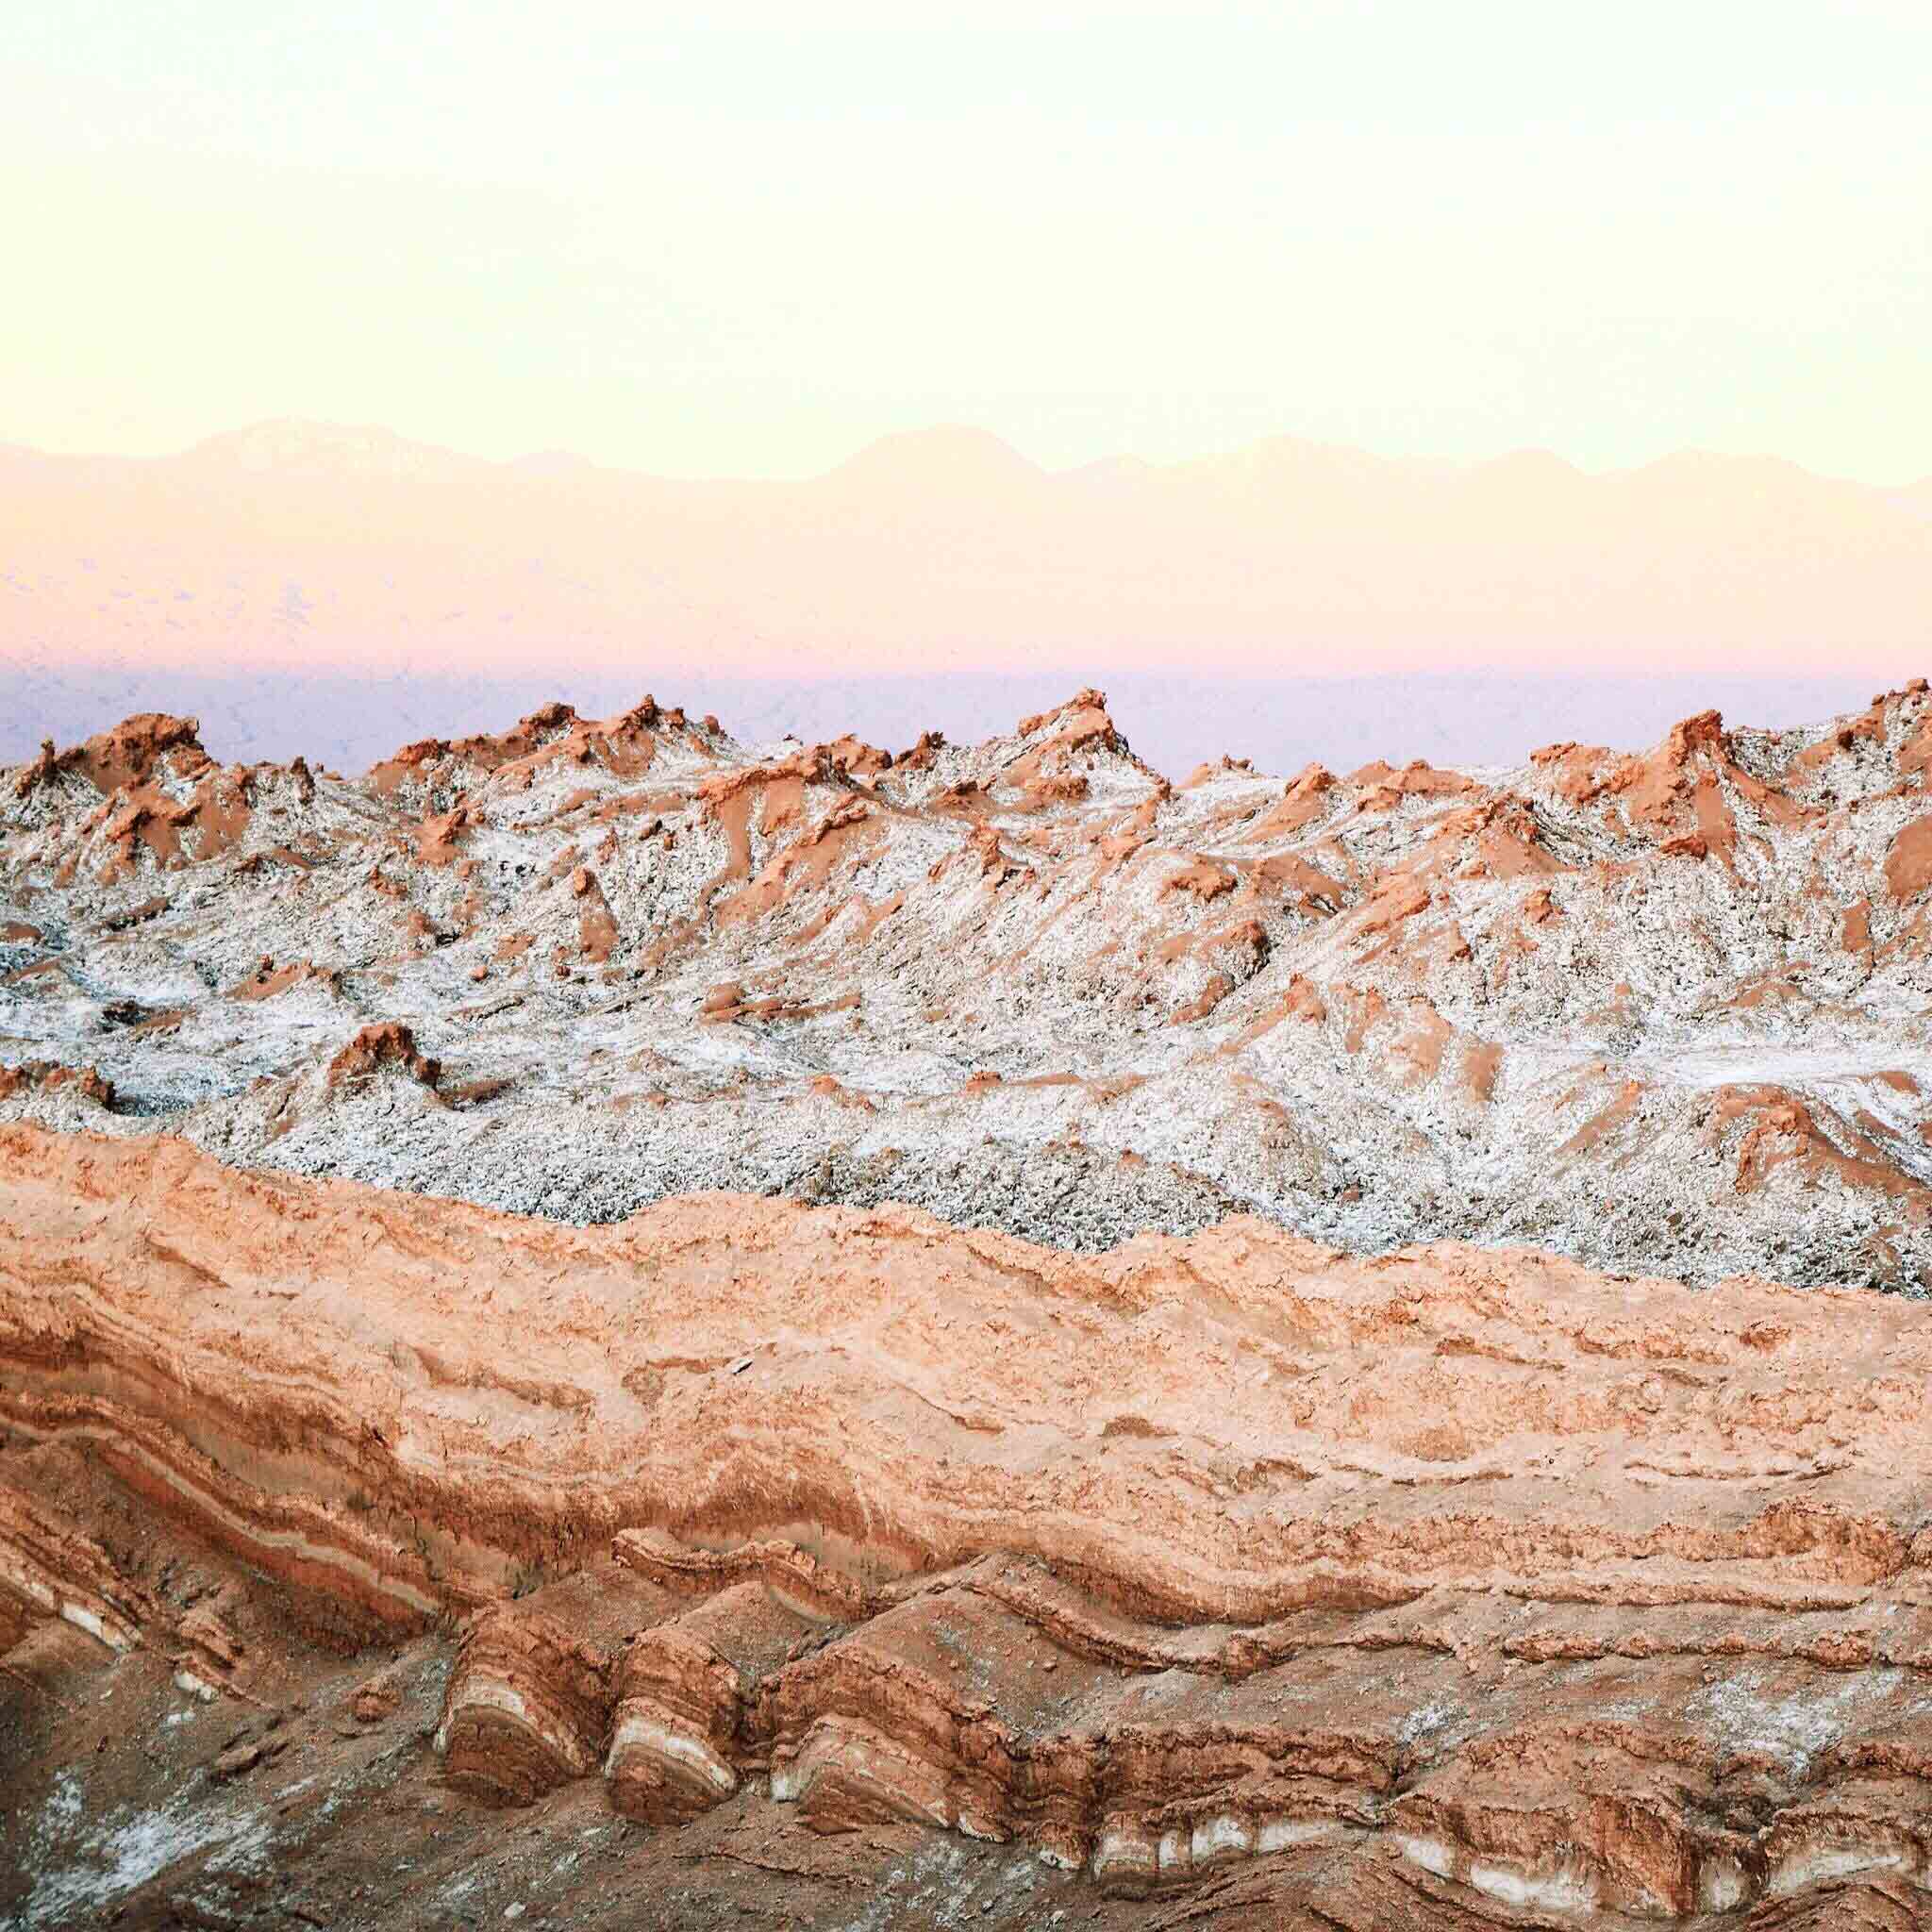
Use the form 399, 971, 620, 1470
9, 413, 1931, 491
9, 6, 1927, 761
12, 4, 1931, 484
7, 415, 1928, 702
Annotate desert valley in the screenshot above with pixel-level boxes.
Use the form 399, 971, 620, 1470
5, 685, 1932, 1925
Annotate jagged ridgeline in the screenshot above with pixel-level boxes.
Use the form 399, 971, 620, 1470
6, 684, 1932, 1285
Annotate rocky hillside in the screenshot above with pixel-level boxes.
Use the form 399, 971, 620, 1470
8, 683, 1932, 1924
5, 1127, 1932, 1926
5, 683, 1932, 1286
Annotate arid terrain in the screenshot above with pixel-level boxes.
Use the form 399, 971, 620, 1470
4, 684, 1932, 1284
7, 685, 1932, 1926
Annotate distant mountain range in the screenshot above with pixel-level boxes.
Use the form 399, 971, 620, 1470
4, 420, 1928, 688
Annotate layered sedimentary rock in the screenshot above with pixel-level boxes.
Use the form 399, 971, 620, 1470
8, 681, 1932, 1924
6, 1126, 1932, 1924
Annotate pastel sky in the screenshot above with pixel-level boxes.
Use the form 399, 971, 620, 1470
8, 1, 1930, 481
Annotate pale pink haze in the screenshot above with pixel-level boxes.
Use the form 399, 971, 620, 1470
5, 422, 1929, 687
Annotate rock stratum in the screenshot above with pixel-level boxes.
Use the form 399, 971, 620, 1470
6, 684, 1932, 1284
6, 1125, 1932, 1928
8, 686, 1932, 1927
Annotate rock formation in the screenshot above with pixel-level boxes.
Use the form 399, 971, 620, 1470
4, 1126, 1932, 1923
4, 687, 1932, 1285
8, 686, 1932, 1924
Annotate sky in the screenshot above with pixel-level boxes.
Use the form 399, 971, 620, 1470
7, 1, 1931, 482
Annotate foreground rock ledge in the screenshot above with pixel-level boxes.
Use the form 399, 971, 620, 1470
4, 1124, 1932, 1926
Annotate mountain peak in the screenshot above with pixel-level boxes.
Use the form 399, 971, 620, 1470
186, 419, 467, 479
824, 425, 1043, 497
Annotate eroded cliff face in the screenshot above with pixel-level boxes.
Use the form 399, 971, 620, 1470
5, 686, 1932, 1286
4, 1126, 1932, 1926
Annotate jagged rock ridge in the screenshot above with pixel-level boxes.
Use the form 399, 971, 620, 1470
7, 683, 1932, 1285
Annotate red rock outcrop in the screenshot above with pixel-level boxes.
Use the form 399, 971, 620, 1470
11, 712, 208, 800
325, 1022, 441, 1092
228, 956, 342, 1001
7, 1126, 1932, 1922
0, 1061, 116, 1109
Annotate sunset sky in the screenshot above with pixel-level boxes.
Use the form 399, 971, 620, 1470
10, 1, 1930, 482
